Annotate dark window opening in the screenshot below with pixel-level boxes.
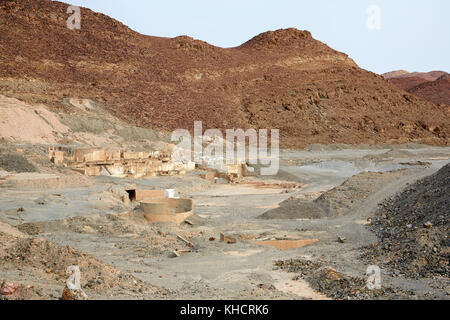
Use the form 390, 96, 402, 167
126, 189, 136, 201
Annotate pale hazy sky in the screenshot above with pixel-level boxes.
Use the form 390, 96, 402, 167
64, 0, 449, 74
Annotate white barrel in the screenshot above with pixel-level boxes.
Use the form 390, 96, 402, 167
165, 189, 178, 199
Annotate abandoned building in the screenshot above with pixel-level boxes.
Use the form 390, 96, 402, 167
48, 147, 196, 178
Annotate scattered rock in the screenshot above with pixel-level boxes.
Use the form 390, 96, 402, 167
337, 236, 347, 243
362, 164, 450, 278
220, 233, 236, 244
1, 281, 19, 297
275, 258, 410, 300
61, 285, 88, 301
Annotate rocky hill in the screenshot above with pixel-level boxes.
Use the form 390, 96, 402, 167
383, 71, 447, 82
0, 0, 449, 148
409, 76, 450, 107
383, 71, 449, 107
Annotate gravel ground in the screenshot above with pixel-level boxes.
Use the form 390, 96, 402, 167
361, 164, 449, 279
259, 170, 415, 220
274, 258, 412, 300
1, 145, 449, 300
0, 221, 169, 300
0, 151, 36, 173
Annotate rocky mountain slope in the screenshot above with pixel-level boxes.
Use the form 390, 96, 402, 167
0, 0, 449, 148
409, 76, 450, 107
383, 71, 449, 107
383, 71, 447, 84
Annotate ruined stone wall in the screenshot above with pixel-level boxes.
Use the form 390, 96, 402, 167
48, 147, 196, 178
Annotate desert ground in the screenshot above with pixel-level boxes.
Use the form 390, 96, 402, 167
1, 142, 449, 300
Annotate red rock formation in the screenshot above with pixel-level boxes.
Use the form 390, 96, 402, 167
409, 76, 450, 107
383, 71, 449, 107
0, 0, 448, 147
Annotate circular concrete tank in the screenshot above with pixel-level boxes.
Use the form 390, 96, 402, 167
140, 198, 193, 223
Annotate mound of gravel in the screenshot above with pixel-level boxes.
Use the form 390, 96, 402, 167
260, 170, 410, 220
361, 164, 450, 278
0, 152, 36, 173
259, 199, 327, 219
274, 258, 410, 300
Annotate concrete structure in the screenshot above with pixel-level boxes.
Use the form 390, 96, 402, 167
198, 163, 250, 183
48, 148, 66, 165
140, 198, 193, 223
127, 189, 165, 201
47, 147, 196, 179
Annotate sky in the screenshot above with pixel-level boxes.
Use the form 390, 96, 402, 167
64, 0, 449, 74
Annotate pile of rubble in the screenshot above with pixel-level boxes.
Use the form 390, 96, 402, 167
361, 164, 450, 279
274, 258, 411, 300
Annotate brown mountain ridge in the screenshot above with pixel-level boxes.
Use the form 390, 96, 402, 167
409, 76, 450, 107
383, 71, 450, 107
0, 0, 449, 148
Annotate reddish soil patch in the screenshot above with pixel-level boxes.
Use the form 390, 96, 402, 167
252, 239, 318, 250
